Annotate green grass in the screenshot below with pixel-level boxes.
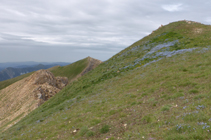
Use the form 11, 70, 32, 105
100, 125, 110, 134
161, 104, 172, 112
50, 57, 89, 81
79, 126, 89, 136
1, 21, 211, 139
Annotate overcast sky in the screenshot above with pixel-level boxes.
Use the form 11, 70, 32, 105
0, 0, 210, 63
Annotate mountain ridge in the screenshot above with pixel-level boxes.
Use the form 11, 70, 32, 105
0, 57, 102, 132
1, 20, 211, 139
0, 61, 70, 69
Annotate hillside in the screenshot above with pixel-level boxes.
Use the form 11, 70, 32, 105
50, 56, 102, 82
0, 57, 101, 132
1, 20, 211, 139
0, 70, 68, 131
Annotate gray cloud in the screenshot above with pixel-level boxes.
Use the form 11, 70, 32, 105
0, 0, 210, 62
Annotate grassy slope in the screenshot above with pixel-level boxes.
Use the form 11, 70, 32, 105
1, 21, 211, 140
50, 57, 89, 81
0, 58, 89, 132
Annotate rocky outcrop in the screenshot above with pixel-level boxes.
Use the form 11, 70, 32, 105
0, 70, 68, 130
32, 70, 68, 106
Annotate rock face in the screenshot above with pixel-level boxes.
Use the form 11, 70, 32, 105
32, 70, 68, 106
0, 70, 68, 130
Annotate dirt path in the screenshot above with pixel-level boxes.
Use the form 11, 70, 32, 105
70, 57, 102, 82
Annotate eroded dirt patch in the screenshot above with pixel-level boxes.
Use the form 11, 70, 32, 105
0, 70, 68, 130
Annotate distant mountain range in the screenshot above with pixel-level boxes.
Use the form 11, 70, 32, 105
0, 61, 70, 71
0, 62, 70, 81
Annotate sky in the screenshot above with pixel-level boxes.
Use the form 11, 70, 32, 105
0, 0, 210, 63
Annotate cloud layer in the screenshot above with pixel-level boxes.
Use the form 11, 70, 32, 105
0, 0, 210, 62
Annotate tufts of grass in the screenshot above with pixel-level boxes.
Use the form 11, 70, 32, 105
100, 125, 110, 134
79, 126, 90, 136
86, 131, 94, 137
172, 92, 185, 99
142, 114, 154, 123
194, 94, 207, 100
161, 104, 172, 112
91, 119, 101, 125
189, 89, 199, 94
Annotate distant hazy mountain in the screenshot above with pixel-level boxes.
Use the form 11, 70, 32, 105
0, 61, 70, 70
0, 63, 70, 81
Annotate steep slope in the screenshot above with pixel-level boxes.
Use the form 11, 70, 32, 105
1, 20, 211, 139
0, 70, 68, 131
0, 57, 101, 132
